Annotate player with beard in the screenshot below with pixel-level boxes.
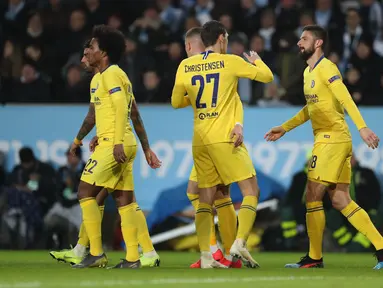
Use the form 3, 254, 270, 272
265, 25, 383, 269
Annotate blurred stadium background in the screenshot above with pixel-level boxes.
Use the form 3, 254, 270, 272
1, 0, 383, 257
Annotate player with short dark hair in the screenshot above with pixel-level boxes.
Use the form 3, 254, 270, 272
183, 28, 242, 269
71, 25, 160, 269
265, 24, 383, 270
172, 20, 273, 268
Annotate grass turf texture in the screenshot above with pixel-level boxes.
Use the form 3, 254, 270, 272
0, 251, 381, 288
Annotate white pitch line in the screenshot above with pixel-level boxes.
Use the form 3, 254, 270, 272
0, 276, 345, 288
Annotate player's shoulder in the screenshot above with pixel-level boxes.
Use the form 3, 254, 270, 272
91, 72, 101, 81
318, 57, 339, 72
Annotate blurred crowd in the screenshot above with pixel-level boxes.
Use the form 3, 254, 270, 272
1, 0, 383, 105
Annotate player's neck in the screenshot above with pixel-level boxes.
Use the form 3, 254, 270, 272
307, 51, 325, 71
205, 44, 220, 53
99, 61, 111, 73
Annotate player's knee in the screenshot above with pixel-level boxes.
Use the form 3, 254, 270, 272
186, 180, 198, 195
112, 190, 135, 208
305, 180, 326, 202
330, 191, 352, 211
238, 176, 259, 197
96, 188, 108, 206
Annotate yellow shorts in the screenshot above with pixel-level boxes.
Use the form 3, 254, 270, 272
193, 143, 256, 188
80, 143, 137, 191
189, 165, 198, 182
308, 142, 352, 185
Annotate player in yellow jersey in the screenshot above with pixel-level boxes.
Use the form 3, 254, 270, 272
172, 20, 273, 268
71, 25, 160, 269
265, 25, 383, 270
184, 27, 241, 269
50, 40, 160, 268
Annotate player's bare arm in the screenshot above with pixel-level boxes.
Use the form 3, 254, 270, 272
328, 79, 380, 149
130, 100, 161, 169
70, 103, 96, 155
265, 106, 309, 142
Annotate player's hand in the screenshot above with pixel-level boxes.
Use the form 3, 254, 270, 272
89, 136, 99, 152
113, 144, 127, 163
244, 51, 261, 63
69, 142, 82, 156
264, 126, 286, 142
230, 124, 244, 147
144, 149, 162, 169
360, 127, 380, 149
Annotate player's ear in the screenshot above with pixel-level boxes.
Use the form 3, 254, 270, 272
315, 39, 323, 49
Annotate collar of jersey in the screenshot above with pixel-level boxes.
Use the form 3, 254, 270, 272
101, 64, 117, 74
310, 54, 325, 72
201, 50, 214, 59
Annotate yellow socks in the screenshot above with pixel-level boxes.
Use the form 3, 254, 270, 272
77, 205, 105, 247
79, 198, 103, 256
341, 201, 383, 250
306, 201, 325, 260
237, 196, 258, 241
214, 198, 237, 255
119, 203, 139, 262
195, 202, 212, 252
188, 193, 217, 248
133, 203, 155, 254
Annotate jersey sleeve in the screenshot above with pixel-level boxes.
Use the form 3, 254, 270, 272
104, 71, 128, 145
232, 56, 274, 83
171, 61, 188, 109
320, 64, 367, 130
281, 106, 310, 132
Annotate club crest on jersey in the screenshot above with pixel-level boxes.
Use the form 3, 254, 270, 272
311, 80, 315, 88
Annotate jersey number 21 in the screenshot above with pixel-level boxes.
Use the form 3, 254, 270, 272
191, 73, 220, 109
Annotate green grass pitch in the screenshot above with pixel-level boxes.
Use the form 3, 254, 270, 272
0, 251, 381, 288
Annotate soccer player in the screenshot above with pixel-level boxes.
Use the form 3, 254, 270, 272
265, 25, 383, 270
172, 20, 273, 268
184, 27, 241, 269
50, 41, 160, 268
71, 25, 160, 269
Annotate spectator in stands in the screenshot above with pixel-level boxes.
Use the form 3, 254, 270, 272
275, 0, 300, 34
233, 0, 263, 38
3, 0, 30, 39
157, 0, 184, 34
60, 64, 89, 103
107, 13, 123, 31
349, 36, 383, 105
344, 68, 363, 105
44, 147, 85, 248
56, 9, 88, 67
359, 0, 383, 36
258, 75, 290, 107
0, 39, 22, 99
5, 147, 56, 248
40, 0, 69, 36
183, 16, 201, 38
161, 41, 184, 89
189, 0, 214, 25
258, 8, 276, 52
295, 10, 315, 39
129, 6, 170, 58
24, 12, 48, 48
137, 70, 170, 103
8, 63, 50, 103
83, 0, 107, 28
24, 44, 55, 79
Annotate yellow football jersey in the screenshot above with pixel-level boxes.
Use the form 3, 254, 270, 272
172, 51, 273, 146
92, 65, 136, 146
90, 72, 101, 103
304, 56, 354, 143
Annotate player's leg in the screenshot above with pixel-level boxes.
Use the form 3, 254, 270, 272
329, 151, 383, 269
132, 193, 160, 268
110, 145, 141, 269
214, 185, 240, 268
193, 145, 227, 269
187, 166, 223, 268
111, 189, 141, 269
209, 143, 259, 267
73, 146, 120, 268
50, 188, 108, 265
